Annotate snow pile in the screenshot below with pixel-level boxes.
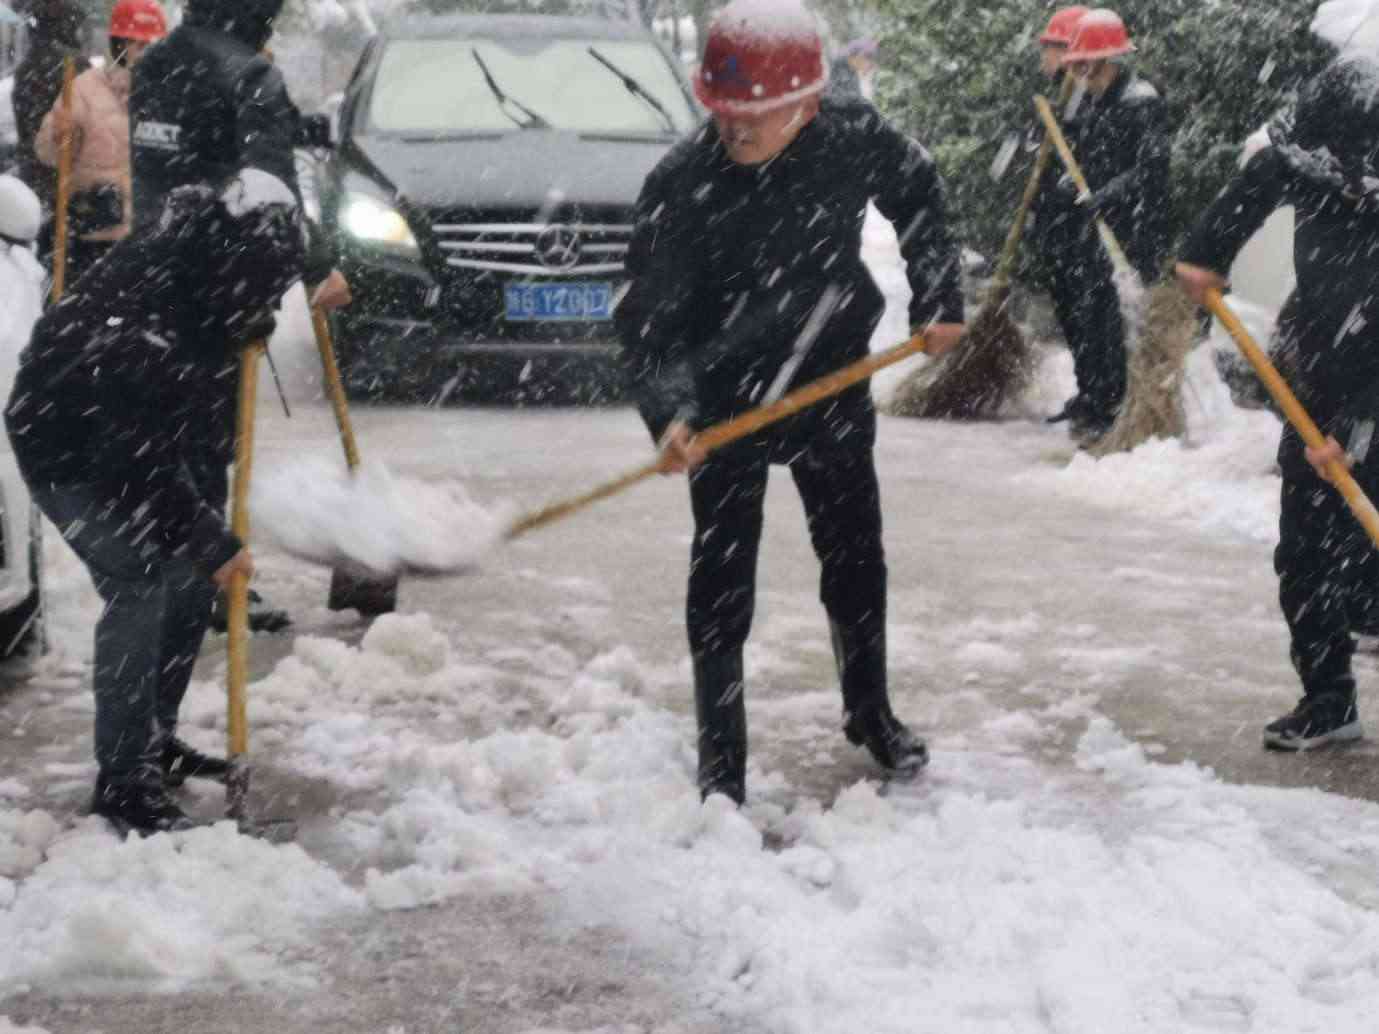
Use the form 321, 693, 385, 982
252, 456, 509, 577
1027, 342, 1282, 543
1314, 0, 1379, 53
0, 1018, 51, 1034
0, 820, 361, 989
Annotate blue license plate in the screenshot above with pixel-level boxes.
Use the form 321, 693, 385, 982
504, 282, 613, 322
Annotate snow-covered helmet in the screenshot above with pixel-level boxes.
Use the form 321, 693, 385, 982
109, 0, 168, 42
1063, 9, 1136, 63
695, 0, 827, 117
0, 175, 42, 246
1039, 6, 1091, 47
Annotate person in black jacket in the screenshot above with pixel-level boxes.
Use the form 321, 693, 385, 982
128, 0, 351, 633
617, 0, 964, 805
1176, 55, 1379, 751
1036, 9, 1170, 438
5, 176, 306, 834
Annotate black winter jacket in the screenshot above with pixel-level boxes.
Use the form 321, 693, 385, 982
1033, 71, 1171, 282
1181, 145, 1379, 475
3, 195, 289, 577
616, 97, 964, 440
129, 21, 333, 284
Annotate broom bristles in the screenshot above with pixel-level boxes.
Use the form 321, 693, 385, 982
884, 293, 1037, 420
1088, 279, 1201, 457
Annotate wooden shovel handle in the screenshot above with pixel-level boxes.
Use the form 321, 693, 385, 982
1205, 289, 1379, 550
503, 332, 930, 540
311, 307, 362, 471
228, 342, 265, 759
992, 76, 1077, 291
50, 57, 77, 304
1033, 95, 1134, 279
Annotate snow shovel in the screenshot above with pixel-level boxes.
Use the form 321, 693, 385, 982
889, 77, 1075, 421
312, 306, 399, 616
226, 341, 296, 840
503, 330, 933, 541
1206, 289, 1379, 550
1034, 95, 1191, 455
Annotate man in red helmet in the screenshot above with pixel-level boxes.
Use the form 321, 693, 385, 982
1041, 8, 1170, 440
35, 0, 168, 284
616, 0, 965, 805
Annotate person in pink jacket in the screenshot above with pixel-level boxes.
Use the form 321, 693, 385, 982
35, 0, 168, 287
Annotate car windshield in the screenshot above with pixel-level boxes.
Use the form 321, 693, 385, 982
367, 36, 697, 137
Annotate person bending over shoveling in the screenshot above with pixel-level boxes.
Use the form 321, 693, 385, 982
615, 0, 965, 805
1176, 55, 1379, 752
4, 176, 308, 835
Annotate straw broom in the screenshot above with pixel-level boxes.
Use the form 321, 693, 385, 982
887, 79, 1075, 420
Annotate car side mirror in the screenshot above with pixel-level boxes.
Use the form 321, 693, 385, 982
297, 114, 333, 150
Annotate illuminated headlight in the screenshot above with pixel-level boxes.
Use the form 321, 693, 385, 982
341, 193, 419, 257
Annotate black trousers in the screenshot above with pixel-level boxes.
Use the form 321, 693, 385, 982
1046, 246, 1126, 419
1276, 475, 1379, 700
686, 399, 885, 658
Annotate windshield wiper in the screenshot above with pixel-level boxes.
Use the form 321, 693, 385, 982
587, 46, 677, 135
471, 48, 551, 130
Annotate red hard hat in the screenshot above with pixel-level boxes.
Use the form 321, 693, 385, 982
1039, 6, 1090, 46
110, 0, 168, 42
694, 0, 826, 117
1064, 9, 1136, 62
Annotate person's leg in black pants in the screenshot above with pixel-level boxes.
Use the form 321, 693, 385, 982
686, 443, 770, 802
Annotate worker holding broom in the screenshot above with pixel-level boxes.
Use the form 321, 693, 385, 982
1176, 55, 1379, 751
1037, 9, 1170, 441
616, 0, 964, 805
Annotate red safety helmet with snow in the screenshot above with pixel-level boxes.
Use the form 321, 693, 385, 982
1063, 9, 1136, 63
1039, 6, 1090, 46
694, 0, 827, 117
109, 0, 169, 42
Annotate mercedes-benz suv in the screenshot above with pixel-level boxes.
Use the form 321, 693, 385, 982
317, 14, 698, 403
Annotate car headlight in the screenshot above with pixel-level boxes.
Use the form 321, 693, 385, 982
341, 193, 419, 257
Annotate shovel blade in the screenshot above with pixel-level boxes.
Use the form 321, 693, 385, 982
328, 567, 399, 615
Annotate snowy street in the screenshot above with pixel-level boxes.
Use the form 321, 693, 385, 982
10, 383, 1379, 1030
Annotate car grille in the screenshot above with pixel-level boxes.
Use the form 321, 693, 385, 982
432, 221, 633, 278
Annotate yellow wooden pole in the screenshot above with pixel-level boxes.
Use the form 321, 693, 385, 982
1205, 289, 1379, 549
503, 331, 931, 541
991, 76, 1076, 294
50, 57, 76, 304
311, 308, 362, 471
1033, 94, 1134, 279
227, 342, 264, 802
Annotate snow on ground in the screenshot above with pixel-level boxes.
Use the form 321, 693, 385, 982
7, 185, 1377, 1032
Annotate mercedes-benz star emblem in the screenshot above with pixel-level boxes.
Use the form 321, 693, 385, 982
535, 225, 582, 270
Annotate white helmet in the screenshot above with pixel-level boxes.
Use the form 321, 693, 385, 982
0, 175, 42, 245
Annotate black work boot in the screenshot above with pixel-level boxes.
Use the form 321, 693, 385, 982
162, 736, 232, 787
693, 651, 748, 805
832, 621, 929, 774
92, 769, 197, 836
209, 590, 292, 634
1263, 691, 1363, 751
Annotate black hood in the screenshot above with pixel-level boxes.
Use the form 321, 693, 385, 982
18, 0, 83, 46
184, 0, 285, 51
1289, 56, 1379, 187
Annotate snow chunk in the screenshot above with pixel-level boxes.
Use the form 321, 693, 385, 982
253, 456, 508, 578
219, 168, 298, 218
360, 613, 451, 677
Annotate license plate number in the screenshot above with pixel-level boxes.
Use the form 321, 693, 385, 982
504, 283, 613, 322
